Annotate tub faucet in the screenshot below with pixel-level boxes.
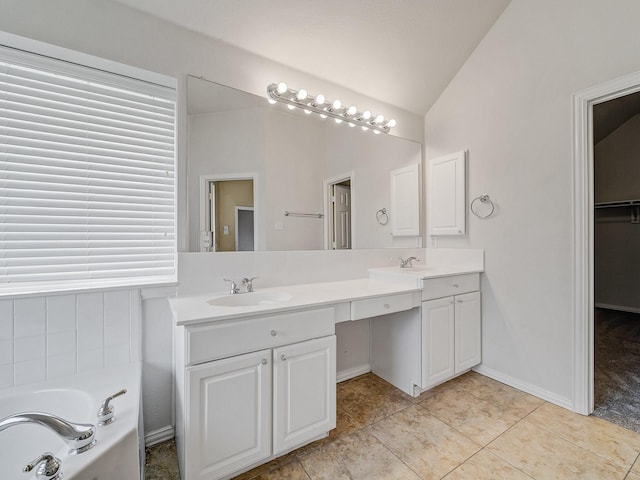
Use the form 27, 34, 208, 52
97, 389, 127, 426
23, 452, 62, 480
0, 412, 96, 455
399, 256, 420, 268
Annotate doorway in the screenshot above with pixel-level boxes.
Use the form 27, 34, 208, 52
199, 176, 255, 252
325, 175, 353, 250
591, 91, 640, 432
573, 71, 640, 417
235, 206, 255, 251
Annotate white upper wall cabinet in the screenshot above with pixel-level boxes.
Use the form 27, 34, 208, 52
428, 151, 466, 236
390, 163, 421, 236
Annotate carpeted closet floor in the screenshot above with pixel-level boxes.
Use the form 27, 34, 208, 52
593, 308, 640, 433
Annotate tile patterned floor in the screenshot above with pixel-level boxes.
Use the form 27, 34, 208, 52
145, 372, 640, 480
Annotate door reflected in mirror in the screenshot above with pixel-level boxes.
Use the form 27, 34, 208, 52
187, 75, 423, 252
200, 178, 255, 252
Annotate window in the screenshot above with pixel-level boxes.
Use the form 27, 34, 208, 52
0, 45, 177, 296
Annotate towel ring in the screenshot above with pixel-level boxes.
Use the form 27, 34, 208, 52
376, 208, 389, 225
470, 194, 495, 219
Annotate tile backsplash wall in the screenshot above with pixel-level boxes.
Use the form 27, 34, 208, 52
0, 289, 139, 389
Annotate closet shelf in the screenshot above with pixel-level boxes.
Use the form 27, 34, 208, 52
595, 200, 640, 224
594, 199, 640, 209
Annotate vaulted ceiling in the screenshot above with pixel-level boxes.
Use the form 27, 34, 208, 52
109, 0, 511, 115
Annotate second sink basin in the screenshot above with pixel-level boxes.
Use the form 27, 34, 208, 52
208, 291, 293, 307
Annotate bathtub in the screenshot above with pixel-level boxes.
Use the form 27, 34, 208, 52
0, 363, 142, 480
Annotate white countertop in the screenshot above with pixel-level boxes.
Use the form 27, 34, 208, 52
368, 265, 484, 286
170, 278, 421, 326
170, 262, 483, 326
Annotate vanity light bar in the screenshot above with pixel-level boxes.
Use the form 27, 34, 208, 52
266, 82, 396, 134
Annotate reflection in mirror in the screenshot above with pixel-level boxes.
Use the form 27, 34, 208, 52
187, 75, 423, 252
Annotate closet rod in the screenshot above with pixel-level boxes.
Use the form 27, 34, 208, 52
594, 200, 640, 209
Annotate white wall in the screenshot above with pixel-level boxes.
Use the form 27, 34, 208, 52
424, 0, 640, 406
594, 115, 640, 312
0, 290, 139, 389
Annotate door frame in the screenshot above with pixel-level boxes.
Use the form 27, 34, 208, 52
323, 171, 355, 250
572, 70, 640, 415
199, 172, 258, 251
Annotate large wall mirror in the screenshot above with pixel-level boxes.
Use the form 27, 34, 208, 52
187, 75, 423, 252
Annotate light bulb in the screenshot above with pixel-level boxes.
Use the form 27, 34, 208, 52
320, 114, 327, 119
387, 119, 397, 128
347, 106, 357, 116
361, 126, 369, 131
362, 110, 371, 120
315, 94, 325, 105
348, 122, 356, 127
287, 105, 295, 110
267, 98, 276, 105
373, 130, 381, 134
375, 114, 384, 124
332, 99, 342, 109
297, 89, 307, 100
277, 82, 288, 94
335, 118, 342, 124
304, 109, 312, 115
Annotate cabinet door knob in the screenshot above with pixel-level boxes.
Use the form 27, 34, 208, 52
261, 358, 268, 365
270, 330, 277, 337
384, 303, 390, 309
280, 354, 287, 361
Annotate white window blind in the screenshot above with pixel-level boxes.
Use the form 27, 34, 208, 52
0, 46, 177, 296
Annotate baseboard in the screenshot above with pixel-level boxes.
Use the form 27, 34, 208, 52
337, 364, 371, 383
145, 425, 175, 447
473, 365, 573, 411
595, 303, 640, 314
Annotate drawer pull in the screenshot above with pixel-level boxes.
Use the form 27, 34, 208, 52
457, 299, 463, 303
270, 330, 277, 337
384, 303, 391, 309
261, 358, 268, 365
280, 354, 287, 361
452, 284, 459, 288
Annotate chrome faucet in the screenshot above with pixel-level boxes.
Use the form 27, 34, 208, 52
399, 256, 420, 268
224, 277, 259, 294
241, 276, 259, 293
0, 412, 96, 455
223, 278, 241, 294
23, 452, 62, 480
97, 389, 127, 426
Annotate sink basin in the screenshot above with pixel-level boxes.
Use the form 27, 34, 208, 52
207, 291, 293, 307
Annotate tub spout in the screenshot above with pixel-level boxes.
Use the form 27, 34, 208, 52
0, 412, 96, 455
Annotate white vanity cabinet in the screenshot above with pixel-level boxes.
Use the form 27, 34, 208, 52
175, 307, 337, 480
186, 350, 272, 480
421, 274, 481, 389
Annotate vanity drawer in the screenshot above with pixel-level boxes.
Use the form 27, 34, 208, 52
350, 292, 420, 321
186, 307, 335, 365
421, 273, 479, 301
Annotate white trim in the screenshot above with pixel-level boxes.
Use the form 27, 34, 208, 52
572, 70, 640, 415
145, 425, 175, 447
198, 173, 258, 251
0, 30, 175, 88
595, 303, 640, 315
336, 364, 371, 383
323, 171, 355, 249
473, 365, 573, 411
